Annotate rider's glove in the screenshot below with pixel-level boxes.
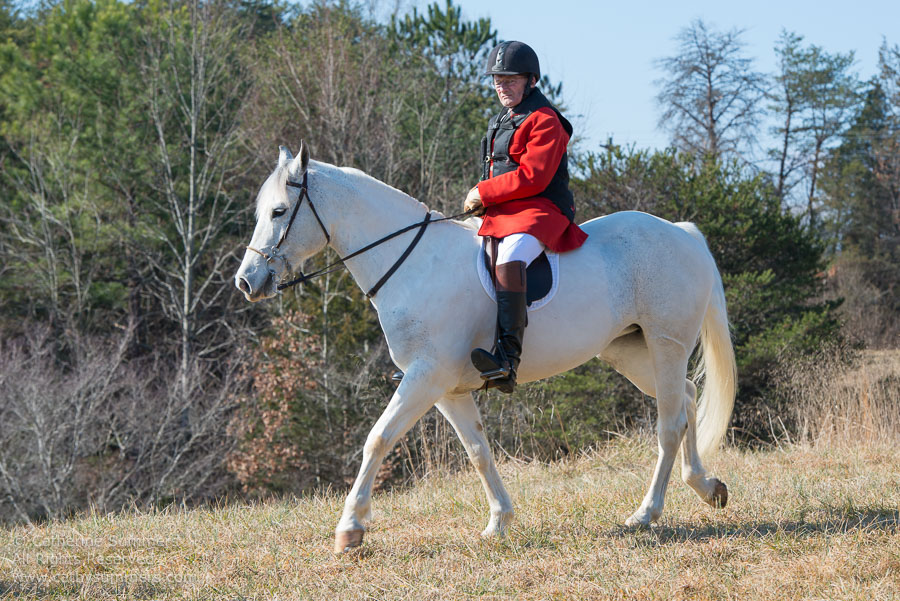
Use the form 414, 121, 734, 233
464, 185, 484, 216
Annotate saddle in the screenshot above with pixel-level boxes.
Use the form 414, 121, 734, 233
478, 237, 558, 309
391, 236, 560, 385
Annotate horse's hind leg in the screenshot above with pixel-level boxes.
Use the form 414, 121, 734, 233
334, 366, 447, 553
437, 393, 513, 538
603, 334, 726, 518
680, 380, 728, 508
620, 336, 690, 527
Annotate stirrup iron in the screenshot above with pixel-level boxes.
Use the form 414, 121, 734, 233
471, 344, 511, 380
479, 364, 511, 381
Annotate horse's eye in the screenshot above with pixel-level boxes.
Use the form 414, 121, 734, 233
272, 207, 287, 218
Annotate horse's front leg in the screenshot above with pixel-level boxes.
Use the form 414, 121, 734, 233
334, 365, 447, 553
436, 393, 513, 538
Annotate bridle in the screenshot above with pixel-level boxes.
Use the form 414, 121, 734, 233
246, 171, 475, 299
246, 172, 324, 284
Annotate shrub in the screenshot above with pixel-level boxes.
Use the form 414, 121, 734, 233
0, 324, 237, 523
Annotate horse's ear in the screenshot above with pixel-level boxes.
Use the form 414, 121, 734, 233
287, 140, 309, 180
288, 140, 309, 180
278, 145, 293, 168
300, 140, 309, 171
294, 140, 309, 177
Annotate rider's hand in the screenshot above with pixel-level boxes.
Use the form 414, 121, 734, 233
464, 185, 484, 216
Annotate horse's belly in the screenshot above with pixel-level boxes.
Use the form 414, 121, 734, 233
515, 244, 632, 382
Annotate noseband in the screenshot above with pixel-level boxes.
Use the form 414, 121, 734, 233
247, 170, 474, 299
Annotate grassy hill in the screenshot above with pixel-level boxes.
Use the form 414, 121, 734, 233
3, 436, 898, 600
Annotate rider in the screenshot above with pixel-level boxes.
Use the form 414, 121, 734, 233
465, 41, 588, 394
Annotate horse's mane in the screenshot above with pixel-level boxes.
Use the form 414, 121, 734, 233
261, 160, 481, 231
333, 164, 431, 212
338, 165, 484, 231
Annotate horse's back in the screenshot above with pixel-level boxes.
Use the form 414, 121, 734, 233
569, 211, 716, 293
578, 211, 711, 261
528, 211, 718, 366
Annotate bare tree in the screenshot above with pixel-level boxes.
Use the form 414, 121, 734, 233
0, 324, 240, 523
139, 0, 253, 399
244, 4, 398, 177
0, 327, 122, 522
245, 2, 495, 209
0, 127, 106, 327
655, 19, 766, 162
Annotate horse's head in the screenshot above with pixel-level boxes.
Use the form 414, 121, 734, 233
235, 141, 329, 301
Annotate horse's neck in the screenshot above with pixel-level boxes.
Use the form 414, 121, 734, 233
310, 164, 436, 294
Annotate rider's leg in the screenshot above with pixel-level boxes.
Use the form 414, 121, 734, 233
471, 233, 544, 394
471, 261, 527, 391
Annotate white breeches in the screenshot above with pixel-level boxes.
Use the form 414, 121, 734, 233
495, 233, 545, 266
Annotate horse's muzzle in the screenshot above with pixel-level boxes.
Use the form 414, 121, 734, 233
235, 268, 276, 302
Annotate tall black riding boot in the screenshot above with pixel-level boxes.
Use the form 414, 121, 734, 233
471, 261, 527, 394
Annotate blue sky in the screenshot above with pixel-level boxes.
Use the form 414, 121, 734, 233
407, 0, 899, 155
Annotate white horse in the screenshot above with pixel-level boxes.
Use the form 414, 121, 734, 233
235, 143, 737, 553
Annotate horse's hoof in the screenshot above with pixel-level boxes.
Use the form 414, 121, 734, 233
624, 512, 653, 528
334, 529, 365, 554
480, 527, 500, 539
707, 479, 728, 509
480, 509, 514, 539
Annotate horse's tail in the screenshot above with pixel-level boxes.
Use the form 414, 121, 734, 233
676, 222, 737, 458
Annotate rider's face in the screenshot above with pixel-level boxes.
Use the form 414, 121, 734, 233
493, 74, 531, 108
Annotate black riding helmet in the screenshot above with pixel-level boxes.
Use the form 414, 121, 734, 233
484, 41, 540, 81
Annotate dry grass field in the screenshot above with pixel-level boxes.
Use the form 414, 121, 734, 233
2, 351, 898, 600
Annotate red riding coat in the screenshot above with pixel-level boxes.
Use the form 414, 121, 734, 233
477, 106, 588, 253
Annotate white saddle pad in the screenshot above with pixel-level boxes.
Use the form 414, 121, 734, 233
476, 244, 560, 312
